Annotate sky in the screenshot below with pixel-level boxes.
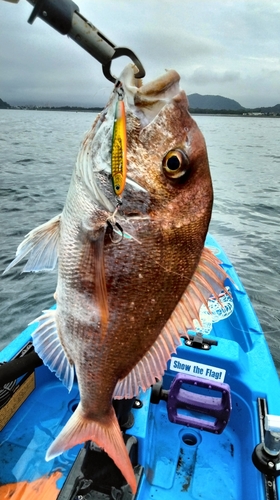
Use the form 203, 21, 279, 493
0, 0, 279, 108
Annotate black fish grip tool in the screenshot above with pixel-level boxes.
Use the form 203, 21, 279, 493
4, 0, 145, 83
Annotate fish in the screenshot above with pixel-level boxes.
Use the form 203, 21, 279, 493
4, 64, 229, 494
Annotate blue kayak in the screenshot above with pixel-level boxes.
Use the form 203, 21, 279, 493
0, 233, 280, 500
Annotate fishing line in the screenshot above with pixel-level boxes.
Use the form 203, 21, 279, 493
89, 85, 112, 102
225, 313, 280, 337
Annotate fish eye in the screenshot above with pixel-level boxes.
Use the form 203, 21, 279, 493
162, 149, 190, 180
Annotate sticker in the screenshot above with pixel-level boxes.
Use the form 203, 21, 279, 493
194, 286, 234, 335
170, 357, 226, 382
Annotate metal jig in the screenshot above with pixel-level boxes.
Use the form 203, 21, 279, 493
111, 81, 127, 197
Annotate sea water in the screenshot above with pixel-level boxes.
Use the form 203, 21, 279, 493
0, 110, 279, 371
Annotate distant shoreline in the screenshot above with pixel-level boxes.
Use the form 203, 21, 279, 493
1, 106, 279, 117
2, 93, 280, 116
11, 106, 103, 113
0, 106, 280, 118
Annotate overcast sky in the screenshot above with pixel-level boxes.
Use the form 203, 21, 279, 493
0, 0, 279, 108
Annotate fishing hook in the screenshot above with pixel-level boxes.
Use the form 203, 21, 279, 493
106, 220, 124, 244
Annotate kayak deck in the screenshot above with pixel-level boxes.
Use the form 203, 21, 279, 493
1, 234, 280, 499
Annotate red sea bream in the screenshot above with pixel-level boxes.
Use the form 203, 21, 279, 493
4, 65, 228, 493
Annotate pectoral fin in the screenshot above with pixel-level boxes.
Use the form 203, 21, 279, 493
94, 231, 109, 340
80, 226, 109, 340
3, 214, 61, 274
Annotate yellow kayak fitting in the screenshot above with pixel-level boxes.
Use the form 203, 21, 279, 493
111, 99, 127, 196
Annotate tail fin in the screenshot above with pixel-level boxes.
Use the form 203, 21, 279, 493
46, 403, 137, 494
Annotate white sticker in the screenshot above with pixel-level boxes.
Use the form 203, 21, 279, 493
170, 357, 226, 382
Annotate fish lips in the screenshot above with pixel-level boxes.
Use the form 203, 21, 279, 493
121, 65, 184, 126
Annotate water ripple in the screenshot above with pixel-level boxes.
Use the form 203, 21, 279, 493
1, 110, 280, 375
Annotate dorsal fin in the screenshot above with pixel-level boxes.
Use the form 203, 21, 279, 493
113, 247, 230, 399
30, 309, 74, 392
178, 246, 230, 330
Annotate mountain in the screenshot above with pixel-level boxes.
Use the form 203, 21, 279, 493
250, 104, 280, 114
1, 96, 279, 114
188, 93, 244, 111
0, 98, 11, 109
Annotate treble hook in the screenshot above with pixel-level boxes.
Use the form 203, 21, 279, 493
106, 220, 124, 244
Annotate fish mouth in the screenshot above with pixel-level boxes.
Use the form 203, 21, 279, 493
136, 69, 180, 101
120, 65, 181, 125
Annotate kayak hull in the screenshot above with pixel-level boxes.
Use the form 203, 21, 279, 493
1, 234, 280, 499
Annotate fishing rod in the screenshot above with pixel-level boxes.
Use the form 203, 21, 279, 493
0, 349, 42, 387
2, 0, 145, 83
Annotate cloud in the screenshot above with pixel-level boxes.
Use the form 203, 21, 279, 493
0, 0, 279, 107
188, 68, 241, 86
